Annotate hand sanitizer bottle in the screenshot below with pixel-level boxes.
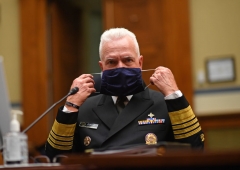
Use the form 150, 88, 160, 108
3, 111, 28, 164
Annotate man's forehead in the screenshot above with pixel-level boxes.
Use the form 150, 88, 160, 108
103, 38, 131, 48
102, 48, 136, 60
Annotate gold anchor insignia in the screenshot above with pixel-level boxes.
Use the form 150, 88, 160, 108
148, 113, 155, 118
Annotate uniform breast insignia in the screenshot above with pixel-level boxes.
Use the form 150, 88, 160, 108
145, 133, 157, 145
79, 122, 98, 129
138, 112, 165, 125
84, 136, 91, 146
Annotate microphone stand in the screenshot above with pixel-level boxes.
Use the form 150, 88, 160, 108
22, 87, 79, 133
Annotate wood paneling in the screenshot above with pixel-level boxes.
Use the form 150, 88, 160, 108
103, 0, 193, 106
49, 0, 81, 118
159, 0, 193, 104
20, 0, 82, 146
20, 0, 49, 146
198, 113, 240, 150
199, 113, 240, 130
0, 152, 2, 165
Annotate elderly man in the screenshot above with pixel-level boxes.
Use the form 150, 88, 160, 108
45, 28, 204, 158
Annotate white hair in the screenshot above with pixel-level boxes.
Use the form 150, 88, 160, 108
99, 28, 140, 60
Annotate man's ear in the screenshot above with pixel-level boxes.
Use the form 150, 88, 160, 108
99, 61, 103, 71
139, 55, 143, 69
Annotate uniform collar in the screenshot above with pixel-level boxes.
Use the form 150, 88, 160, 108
112, 95, 133, 104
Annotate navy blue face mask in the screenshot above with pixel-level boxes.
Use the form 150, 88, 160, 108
100, 67, 144, 96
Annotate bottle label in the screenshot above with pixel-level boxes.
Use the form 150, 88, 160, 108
4, 135, 21, 161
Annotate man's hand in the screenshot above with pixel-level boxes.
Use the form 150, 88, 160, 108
150, 66, 179, 96
65, 74, 96, 111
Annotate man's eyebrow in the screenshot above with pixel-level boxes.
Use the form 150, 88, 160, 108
105, 57, 116, 60
121, 56, 133, 58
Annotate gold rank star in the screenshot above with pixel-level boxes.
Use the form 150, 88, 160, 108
148, 113, 155, 118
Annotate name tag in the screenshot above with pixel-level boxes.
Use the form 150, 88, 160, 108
79, 122, 98, 129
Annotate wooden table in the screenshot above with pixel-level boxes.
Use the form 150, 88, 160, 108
61, 150, 240, 170
1, 149, 240, 169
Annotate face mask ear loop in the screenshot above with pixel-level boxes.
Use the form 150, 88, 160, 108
141, 69, 156, 72
141, 69, 155, 90
144, 83, 151, 90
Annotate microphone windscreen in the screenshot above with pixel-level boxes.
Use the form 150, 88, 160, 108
69, 87, 79, 95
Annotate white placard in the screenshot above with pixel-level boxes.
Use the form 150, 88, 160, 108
206, 57, 235, 83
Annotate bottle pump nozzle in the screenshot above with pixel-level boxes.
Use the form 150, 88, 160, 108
10, 110, 22, 132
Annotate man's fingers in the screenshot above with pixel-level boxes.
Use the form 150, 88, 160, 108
79, 74, 93, 79
72, 75, 95, 88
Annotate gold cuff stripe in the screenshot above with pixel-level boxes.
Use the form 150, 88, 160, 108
47, 138, 72, 150
48, 135, 73, 146
172, 117, 198, 130
173, 122, 200, 135
52, 120, 76, 137
48, 133, 73, 145
169, 106, 195, 125
50, 130, 74, 141
174, 126, 202, 139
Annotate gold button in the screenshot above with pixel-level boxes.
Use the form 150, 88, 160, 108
84, 136, 91, 146
200, 134, 205, 142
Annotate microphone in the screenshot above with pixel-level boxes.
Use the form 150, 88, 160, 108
22, 87, 79, 133
68, 87, 79, 95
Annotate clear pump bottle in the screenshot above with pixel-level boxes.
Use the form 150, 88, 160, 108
3, 111, 28, 164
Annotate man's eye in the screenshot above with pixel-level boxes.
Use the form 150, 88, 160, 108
107, 60, 116, 65
126, 58, 133, 62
